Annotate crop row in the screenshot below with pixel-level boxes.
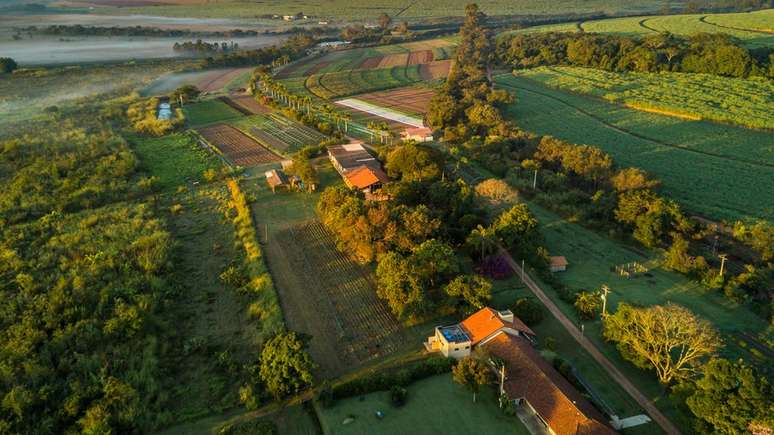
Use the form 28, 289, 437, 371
306, 65, 424, 99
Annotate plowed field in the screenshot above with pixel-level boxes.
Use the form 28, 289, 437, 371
197, 123, 280, 166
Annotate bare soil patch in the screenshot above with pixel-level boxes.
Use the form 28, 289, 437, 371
358, 56, 385, 69
199, 67, 252, 93
407, 49, 434, 65
197, 123, 281, 166
221, 95, 269, 115
378, 53, 409, 68
420, 59, 453, 81
355, 86, 436, 115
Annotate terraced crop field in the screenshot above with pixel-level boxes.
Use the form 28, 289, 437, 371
272, 221, 406, 377
515, 66, 774, 129
510, 9, 774, 47
183, 99, 243, 126
230, 113, 326, 154
197, 123, 281, 166
496, 74, 774, 222
305, 64, 432, 100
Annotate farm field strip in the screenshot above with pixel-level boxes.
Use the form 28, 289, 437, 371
509, 9, 774, 47
196, 123, 281, 166
496, 74, 774, 221
183, 98, 244, 127
335, 98, 425, 127
305, 64, 427, 99
230, 113, 327, 154
221, 95, 270, 115
273, 221, 405, 376
515, 66, 774, 130
354, 86, 436, 115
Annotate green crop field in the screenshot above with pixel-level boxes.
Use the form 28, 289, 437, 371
509, 9, 774, 47
88, 0, 664, 20
183, 99, 243, 127
515, 66, 774, 130
230, 113, 327, 154
183, 100, 244, 127
318, 374, 530, 435
306, 65, 425, 99
128, 132, 220, 190
496, 74, 774, 222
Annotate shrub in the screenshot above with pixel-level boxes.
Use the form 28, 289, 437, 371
170, 203, 184, 214
203, 168, 218, 183
332, 357, 454, 400
511, 297, 544, 326
476, 255, 513, 279
390, 386, 408, 407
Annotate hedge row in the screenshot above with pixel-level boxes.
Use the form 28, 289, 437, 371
331, 356, 455, 400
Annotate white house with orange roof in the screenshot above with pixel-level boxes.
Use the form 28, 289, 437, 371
424, 307, 536, 359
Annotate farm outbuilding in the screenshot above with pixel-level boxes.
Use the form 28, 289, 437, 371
265, 169, 289, 193
401, 126, 433, 142
550, 256, 568, 272
328, 142, 389, 195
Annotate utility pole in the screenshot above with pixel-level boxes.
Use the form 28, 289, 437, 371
719, 254, 728, 277
532, 169, 538, 189
600, 285, 611, 317
521, 259, 525, 282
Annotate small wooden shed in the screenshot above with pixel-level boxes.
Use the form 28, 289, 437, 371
549, 256, 568, 273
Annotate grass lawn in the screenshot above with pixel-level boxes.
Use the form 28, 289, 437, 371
318, 374, 529, 435
184, 99, 243, 127
129, 132, 220, 190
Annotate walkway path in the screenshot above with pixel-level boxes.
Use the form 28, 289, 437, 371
500, 249, 682, 435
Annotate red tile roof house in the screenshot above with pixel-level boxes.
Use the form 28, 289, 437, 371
328, 142, 389, 194
425, 307, 617, 435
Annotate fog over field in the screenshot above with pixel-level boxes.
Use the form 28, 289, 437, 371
0, 13, 272, 31
0, 34, 282, 65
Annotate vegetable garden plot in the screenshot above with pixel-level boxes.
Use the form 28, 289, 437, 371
231, 114, 326, 154
272, 221, 406, 376
354, 86, 436, 115
197, 123, 281, 166
306, 65, 425, 99
419, 60, 453, 81
221, 95, 270, 115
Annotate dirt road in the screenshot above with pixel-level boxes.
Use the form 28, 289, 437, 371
500, 249, 682, 435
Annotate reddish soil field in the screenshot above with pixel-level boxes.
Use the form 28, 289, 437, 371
407, 50, 434, 65
198, 67, 252, 93
355, 86, 436, 115
197, 124, 280, 167
419, 59, 453, 81
377, 53, 409, 68
358, 56, 384, 69
221, 95, 269, 115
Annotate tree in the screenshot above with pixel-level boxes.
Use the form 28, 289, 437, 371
376, 251, 425, 319
452, 356, 490, 402
0, 57, 18, 74
169, 84, 201, 104
445, 274, 493, 308
385, 143, 444, 182
510, 297, 544, 326
574, 291, 600, 320
611, 167, 660, 192
411, 239, 459, 289
475, 178, 517, 204
465, 224, 498, 259
259, 332, 315, 399
686, 358, 774, 434
491, 204, 540, 252
377, 13, 393, 30
602, 303, 721, 383
396, 21, 410, 34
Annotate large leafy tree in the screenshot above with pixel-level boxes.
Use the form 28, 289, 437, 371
385, 143, 444, 182
686, 358, 774, 434
445, 274, 492, 309
602, 303, 721, 384
259, 332, 315, 399
452, 356, 491, 402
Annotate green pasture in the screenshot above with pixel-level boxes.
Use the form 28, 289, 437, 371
496, 74, 774, 222
508, 9, 774, 47
515, 66, 774, 130
88, 0, 665, 20
183, 99, 243, 127
318, 374, 529, 435
128, 132, 220, 190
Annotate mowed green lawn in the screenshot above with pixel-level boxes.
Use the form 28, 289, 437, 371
183, 99, 243, 127
318, 374, 529, 435
496, 74, 774, 222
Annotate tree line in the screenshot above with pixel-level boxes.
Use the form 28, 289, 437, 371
201, 33, 316, 68
498, 31, 774, 79
24, 24, 262, 38
173, 40, 240, 55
